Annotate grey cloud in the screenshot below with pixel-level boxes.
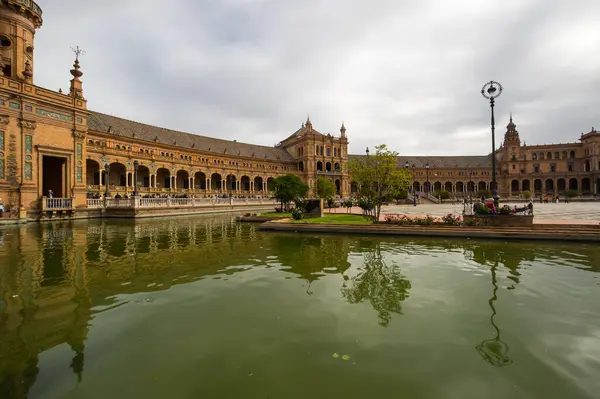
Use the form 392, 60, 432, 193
32, 0, 600, 155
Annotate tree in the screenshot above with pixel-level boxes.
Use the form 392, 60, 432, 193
434, 190, 450, 201
271, 174, 309, 211
521, 190, 532, 200
564, 189, 577, 198
315, 177, 336, 211
477, 189, 491, 199
348, 144, 411, 220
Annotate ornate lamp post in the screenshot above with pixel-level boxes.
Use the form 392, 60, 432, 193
481, 80, 503, 208
133, 160, 139, 197
104, 163, 110, 198
404, 161, 417, 206
425, 162, 429, 196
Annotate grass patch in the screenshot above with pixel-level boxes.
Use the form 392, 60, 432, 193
291, 214, 372, 225
260, 212, 292, 218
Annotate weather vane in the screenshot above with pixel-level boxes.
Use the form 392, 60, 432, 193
71, 46, 86, 61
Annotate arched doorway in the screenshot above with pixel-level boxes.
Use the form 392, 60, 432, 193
194, 172, 207, 190
534, 179, 542, 194
211, 173, 222, 191
467, 181, 475, 192
433, 182, 442, 192
350, 182, 358, 194
568, 178, 578, 191
108, 162, 127, 187
176, 170, 189, 189
478, 181, 487, 191
456, 181, 464, 194
86, 159, 101, 186
334, 162, 341, 172
444, 182, 453, 192
557, 178, 566, 194
545, 179, 554, 194
254, 176, 263, 192
522, 180, 530, 191
326, 162, 332, 172
156, 168, 170, 189
335, 179, 341, 195
240, 175, 251, 191
137, 165, 150, 188
510, 180, 519, 194
226, 174, 237, 192
413, 182, 421, 192
266, 177, 275, 192
316, 161, 323, 171
582, 178, 591, 194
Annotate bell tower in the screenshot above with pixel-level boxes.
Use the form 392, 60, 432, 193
0, 0, 43, 82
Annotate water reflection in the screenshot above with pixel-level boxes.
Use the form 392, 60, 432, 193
1, 217, 599, 397
476, 261, 513, 367
342, 245, 411, 326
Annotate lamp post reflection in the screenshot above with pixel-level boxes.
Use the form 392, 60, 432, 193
476, 261, 513, 367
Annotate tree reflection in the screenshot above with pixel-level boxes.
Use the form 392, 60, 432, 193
476, 261, 512, 367
341, 245, 411, 327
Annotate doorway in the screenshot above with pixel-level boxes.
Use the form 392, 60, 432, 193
43, 156, 66, 197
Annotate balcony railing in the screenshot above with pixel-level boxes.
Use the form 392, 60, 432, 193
317, 170, 343, 175
42, 197, 73, 211
87, 197, 277, 209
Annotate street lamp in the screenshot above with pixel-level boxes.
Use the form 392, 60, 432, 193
425, 162, 430, 196
365, 147, 370, 157
104, 163, 110, 198
481, 80, 503, 208
133, 160, 139, 197
404, 161, 417, 206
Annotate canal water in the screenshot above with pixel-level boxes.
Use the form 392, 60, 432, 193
1, 215, 599, 399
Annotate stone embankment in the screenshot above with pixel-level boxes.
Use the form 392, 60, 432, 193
259, 221, 600, 242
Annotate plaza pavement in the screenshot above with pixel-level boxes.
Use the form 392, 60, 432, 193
327, 202, 600, 225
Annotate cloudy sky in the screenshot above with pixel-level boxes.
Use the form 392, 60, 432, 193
33, 0, 599, 155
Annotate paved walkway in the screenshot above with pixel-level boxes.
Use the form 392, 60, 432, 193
327, 203, 600, 225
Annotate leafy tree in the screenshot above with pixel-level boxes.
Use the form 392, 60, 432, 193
271, 174, 309, 211
348, 145, 411, 220
434, 190, 450, 201
476, 189, 491, 199
564, 189, 577, 198
315, 177, 336, 202
341, 245, 411, 327
521, 190, 532, 199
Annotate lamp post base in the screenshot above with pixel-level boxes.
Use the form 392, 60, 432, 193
492, 192, 500, 208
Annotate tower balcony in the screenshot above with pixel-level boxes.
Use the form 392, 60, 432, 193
3, 0, 43, 27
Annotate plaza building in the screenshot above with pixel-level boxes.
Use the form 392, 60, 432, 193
0, 1, 350, 217
372, 117, 600, 202
0, 1, 598, 218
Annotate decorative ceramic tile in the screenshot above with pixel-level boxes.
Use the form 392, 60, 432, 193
24, 162, 32, 180
25, 135, 32, 153
8, 102, 20, 110
0, 131, 3, 151
0, 158, 4, 179
76, 167, 82, 183
24, 105, 33, 111
76, 143, 82, 159
76, 117, 83, 124
36, 108, 73, 121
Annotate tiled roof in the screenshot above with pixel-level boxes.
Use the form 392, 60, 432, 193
348, 154, 493, 168
87, 111, 296, 162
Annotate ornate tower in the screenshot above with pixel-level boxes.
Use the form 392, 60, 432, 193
503, 114, 520, 147
0, 0, 43, 82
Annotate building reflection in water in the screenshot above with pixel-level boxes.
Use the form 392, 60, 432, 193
1, 219, 599, 395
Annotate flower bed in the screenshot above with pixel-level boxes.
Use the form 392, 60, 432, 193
468, 201, 534, 227
382, 214, 481, 227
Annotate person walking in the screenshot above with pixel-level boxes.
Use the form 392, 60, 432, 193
0, 197, 4, 217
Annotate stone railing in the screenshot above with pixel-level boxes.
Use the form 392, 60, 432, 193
41, 197, 73, 211
86, 197, 277, 210
86, 199, 104, 209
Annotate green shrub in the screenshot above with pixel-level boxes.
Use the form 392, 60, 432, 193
291, 207, 304, 220
565, 190, 577, 198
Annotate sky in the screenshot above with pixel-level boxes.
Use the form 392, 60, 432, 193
32, 0, 600, 156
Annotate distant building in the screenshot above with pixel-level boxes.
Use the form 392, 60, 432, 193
0, 2, 597, 216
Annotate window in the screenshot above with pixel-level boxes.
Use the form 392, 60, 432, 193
568, 164, 573, 172
550, 164, 556, 172
539, 153, 544, 160
534, 164, 540, 173
512, 164, 516, 170
562, 151, 567, 159
532, 153, 537, 160
554, 152, 559, 160
547, 152, 552, 160
326, 147, 331, 157
0, 35, 11, 47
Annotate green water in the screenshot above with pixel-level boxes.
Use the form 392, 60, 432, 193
1, 215, 600, 399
